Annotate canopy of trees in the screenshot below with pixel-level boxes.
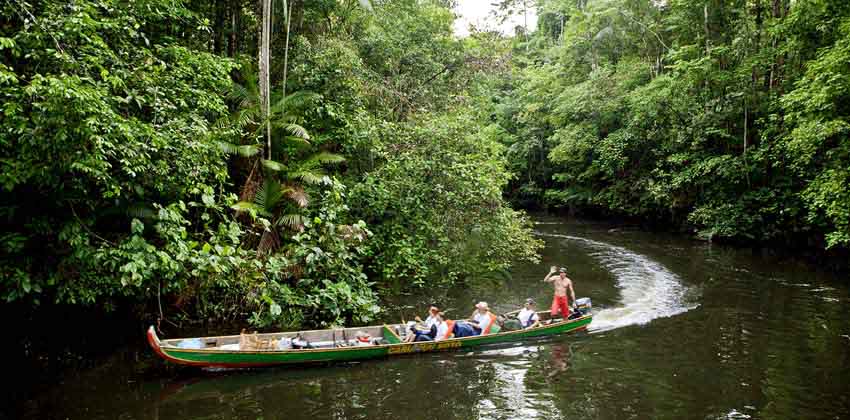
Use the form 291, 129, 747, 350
0, 0, 541, 328
495, 0, 850, 252
2, 0, 846, 329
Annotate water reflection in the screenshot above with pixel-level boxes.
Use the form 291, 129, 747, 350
546, 342, 572, 381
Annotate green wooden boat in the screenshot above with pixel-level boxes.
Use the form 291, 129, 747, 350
148, 310, 592, 368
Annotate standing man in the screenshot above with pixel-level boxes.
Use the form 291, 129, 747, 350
543, 266, 576, 318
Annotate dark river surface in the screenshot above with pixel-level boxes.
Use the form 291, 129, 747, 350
12, 217, 850, 420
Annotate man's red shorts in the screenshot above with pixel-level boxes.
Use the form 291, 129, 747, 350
551, 295, 570, 317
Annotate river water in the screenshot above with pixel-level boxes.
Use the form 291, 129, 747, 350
11, 217, 850, 419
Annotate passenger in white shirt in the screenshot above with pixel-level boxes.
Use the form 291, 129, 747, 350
468, 301, 496, 335
404, 304, 441, 342
415, 304, 440, 328
517, 298, 541, 329
434, 312, 452, 341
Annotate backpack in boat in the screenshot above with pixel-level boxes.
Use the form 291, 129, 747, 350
502, 318, 523, 331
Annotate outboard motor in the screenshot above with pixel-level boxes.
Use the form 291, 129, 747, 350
575, 297, 592, 316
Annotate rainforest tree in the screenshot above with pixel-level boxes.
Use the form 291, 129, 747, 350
493, 0, 850, 253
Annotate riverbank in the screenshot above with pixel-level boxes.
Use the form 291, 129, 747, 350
532, 208, 850, 275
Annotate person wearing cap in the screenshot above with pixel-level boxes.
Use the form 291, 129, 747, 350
414, 303, 440, 329
468, 301, 498, 335
403, 303, 442, 342
543, 266, 576, 319
518, 298, 541, 328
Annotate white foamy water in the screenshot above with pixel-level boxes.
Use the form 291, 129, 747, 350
537, 233, 699, 333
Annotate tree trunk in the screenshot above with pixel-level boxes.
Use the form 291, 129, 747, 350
228, 0, 239, 57
214, 0, 225, 54
704, 3, 710, 56
259, 0, 272, 160
743, 102, 751, 188
704, 2, 711, 106
282, 0, 292, 102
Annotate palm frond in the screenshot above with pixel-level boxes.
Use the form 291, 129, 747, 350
253, 180, 279, 213
306, 151, 346, 165
285, 123, 311, 140
290, 169, 327, 186
227, 81, 253, 104
271, 91, 319, 113
276, 135, 311, 148
213, 115, 234, 131
217, 141, 261, 157
233, 108, 261, 130
232, 201, 271, 218
261, 159, 287, 172
277, 213, 306, 232
254, 179, 296, 213
286, 186, 309, 208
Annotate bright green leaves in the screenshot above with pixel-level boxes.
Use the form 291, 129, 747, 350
780, 19, 850, 248
495, 0, 850, 251
0, 0, 236, 305
249, 179, 379, 329
351, 112, 541, 287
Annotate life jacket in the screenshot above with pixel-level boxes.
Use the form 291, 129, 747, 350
441, 320, 455, 340
481, 312, 498, 335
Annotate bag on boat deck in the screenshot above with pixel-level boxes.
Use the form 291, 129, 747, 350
278, 337, 293, 350
176, 338, 204, 349
502, 318, 523, 331
291, 336, 314, 349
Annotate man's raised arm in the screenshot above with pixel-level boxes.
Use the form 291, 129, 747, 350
543, 266, 557, 282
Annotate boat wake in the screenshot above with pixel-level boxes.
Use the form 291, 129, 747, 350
537, 233, 699, 333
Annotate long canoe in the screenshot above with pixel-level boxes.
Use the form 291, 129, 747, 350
147, 310, 592, 368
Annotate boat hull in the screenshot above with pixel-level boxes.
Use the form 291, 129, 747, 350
148, 315, 592, 368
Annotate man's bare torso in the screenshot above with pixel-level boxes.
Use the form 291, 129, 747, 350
548, 275, 572, 297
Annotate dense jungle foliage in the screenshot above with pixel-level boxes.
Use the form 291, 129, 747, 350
0, 0, 542, 329
497, 0, 850, 253
1, 0, 848, 330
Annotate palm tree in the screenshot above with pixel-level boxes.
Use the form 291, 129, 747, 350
219, 65, 345, 254
218, 63, 317, 161
217, 63, 322, 199
234, 151, 345, 255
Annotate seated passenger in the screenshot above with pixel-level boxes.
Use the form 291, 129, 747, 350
468, 301, 498, 335
415, 303, 441, 329
517, 298, 541, 329
404, 304, 442, 342
404, 321, 437, 342
434, 312, 455, 341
